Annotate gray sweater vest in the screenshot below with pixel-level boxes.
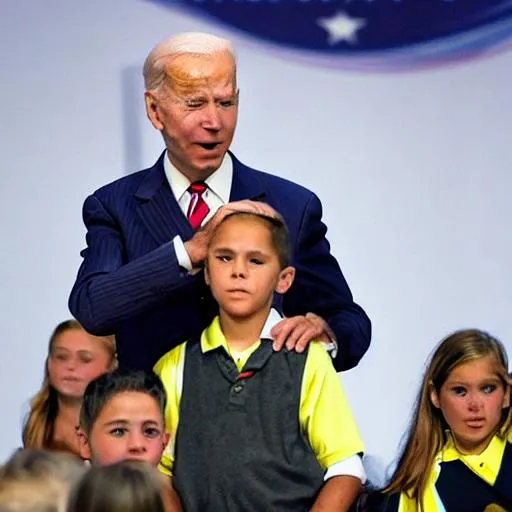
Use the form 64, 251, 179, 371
173, 339, 325, 511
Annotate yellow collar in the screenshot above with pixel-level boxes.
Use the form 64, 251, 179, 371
200, 316, 232, 354
200, 309, 282, 355
440, 432, 507, 485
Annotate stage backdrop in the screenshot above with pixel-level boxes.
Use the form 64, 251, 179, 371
1, 0, 511, 475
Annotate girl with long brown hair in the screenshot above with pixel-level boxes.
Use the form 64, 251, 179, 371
22, 320, 116, 458
366, 329, 511, 512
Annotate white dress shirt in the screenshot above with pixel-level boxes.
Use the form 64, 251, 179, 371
164, 151, 232, 224
164, 151, 232, 271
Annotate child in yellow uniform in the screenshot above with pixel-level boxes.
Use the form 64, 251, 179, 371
155, 211, 365, 512
365, 329, 511, 512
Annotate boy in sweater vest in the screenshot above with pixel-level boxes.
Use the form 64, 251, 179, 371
155, 211, 365, 511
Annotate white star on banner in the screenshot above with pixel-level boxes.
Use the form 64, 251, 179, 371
317, 11, 367, 45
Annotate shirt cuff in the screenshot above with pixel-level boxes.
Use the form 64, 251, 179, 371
173, 235, 193, 272
324, 454, 366, 484
322, 325, 338, 359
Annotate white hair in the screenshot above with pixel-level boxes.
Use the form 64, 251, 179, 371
143, 32, 236, 92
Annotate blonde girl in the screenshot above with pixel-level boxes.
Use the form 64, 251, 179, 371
369, 329, 511, 512
23, 320, 116, 457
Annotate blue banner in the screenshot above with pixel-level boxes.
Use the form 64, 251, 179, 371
149, 0, 512, 70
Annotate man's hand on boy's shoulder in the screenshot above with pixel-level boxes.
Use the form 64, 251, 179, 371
271, 313, 335, 353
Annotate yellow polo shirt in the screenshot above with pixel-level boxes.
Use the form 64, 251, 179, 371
397, 431, 512, 512
154, 315, 364, 477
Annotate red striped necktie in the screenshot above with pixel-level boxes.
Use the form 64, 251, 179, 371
187, 182, 210, 230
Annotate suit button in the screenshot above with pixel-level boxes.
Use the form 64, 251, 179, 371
233, 384, 243, 393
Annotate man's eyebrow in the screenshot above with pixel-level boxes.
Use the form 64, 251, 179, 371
183, 94, 206, 102
216, 92, 237, 100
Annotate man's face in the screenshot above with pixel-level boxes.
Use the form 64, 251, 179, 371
79, 391, 169, 467
145, 51, 238, 182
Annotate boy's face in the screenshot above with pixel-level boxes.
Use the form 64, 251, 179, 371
205, 216, 294, 320
79, 391, 169, 467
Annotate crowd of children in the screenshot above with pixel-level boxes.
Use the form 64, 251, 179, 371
3, 209, 510, 512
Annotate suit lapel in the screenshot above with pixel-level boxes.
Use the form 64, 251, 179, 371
133, 151, 267, 246
229, 152, 267, 202
134, 153, 194, 245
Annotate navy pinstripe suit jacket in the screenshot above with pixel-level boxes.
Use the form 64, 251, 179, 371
69, 152, 371, 372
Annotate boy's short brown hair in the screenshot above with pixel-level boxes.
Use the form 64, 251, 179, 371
79, 369, 166, 435
210, 211, 291, 269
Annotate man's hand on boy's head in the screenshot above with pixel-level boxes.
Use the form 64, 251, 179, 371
270, 313, 333, 353
184, 200, 279, 267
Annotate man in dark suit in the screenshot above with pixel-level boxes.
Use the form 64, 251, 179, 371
69, 32, 371, 373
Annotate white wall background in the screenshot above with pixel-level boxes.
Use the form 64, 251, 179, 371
1, 0, 511, 474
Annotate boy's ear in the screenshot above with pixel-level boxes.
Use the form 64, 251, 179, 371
76, 427, 92, 461
162, 432, 170, 452
204, 262, 210, 286
275, 266, 295, 294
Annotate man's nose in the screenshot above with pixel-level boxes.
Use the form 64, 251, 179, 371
201, 103, 221, 130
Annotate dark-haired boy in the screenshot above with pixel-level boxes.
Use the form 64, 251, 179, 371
77, 369, 169, 467
155, 211, 366, 511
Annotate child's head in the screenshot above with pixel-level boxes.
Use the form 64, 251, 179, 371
23, 320, 117, 450
205, 211, 295, 319
0, 448, 86, 483
78, 369, 169, 467
0, 480, 62, 512
385, 329, 510, 503
0, 449, 86, 512
425, 329, 510, 453
66, 460, 168, 512
46, 320, 117, 400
